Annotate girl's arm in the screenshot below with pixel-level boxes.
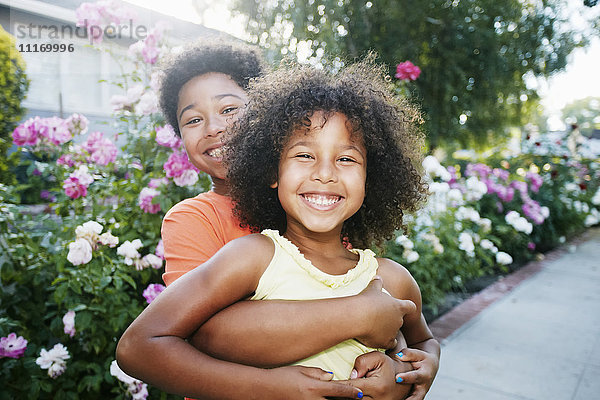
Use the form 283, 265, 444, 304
116, 234, 364, 400
190, 276, 413, 367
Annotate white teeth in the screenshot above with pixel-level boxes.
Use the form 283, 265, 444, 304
304, 195, 340, 206
207, 147, 224, 158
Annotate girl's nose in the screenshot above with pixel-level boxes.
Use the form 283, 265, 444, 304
312, 160, 337, 183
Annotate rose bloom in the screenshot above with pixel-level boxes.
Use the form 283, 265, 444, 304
143, 283, 166, 304
67, 238, 93, 265
63, 177, 88, 199
395, 61, 421, 81
173, 168, 199, 187
12, 123, 39, 146
36, 343, 70, 379
0, 333, 28, 359
138, 187, 161, 214
155, 124, 181, 148
63, 310, 76, 338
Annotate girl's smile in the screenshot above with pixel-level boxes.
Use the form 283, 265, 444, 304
272, 111, 367, 236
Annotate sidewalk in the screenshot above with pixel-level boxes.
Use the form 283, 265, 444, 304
426, 228, 600, 400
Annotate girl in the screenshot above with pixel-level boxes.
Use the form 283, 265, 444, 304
118, 58, 439, 399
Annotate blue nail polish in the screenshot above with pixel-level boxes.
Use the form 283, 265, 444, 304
396, 376, 403, 383
326, 371, 334, 374
357, 392, 363, 399
396, 352, 404, 358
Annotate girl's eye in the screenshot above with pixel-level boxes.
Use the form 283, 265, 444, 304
295, 154, 313, 159
338, 156, 356, 163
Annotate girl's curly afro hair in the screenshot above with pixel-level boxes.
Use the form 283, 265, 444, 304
158, 38, 266, 137
226, 58, 428, 250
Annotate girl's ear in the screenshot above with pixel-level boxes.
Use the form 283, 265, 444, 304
270, 181, 278, 189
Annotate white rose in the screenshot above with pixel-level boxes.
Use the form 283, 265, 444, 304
67, 239, 93, 265
496, 251, 513, 265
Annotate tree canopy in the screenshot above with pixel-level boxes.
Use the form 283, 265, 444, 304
225, 0, 597, 149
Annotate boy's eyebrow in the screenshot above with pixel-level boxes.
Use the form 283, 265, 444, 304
178, 93, 245, 121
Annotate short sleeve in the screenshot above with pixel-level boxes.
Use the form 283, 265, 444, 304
161, 200, 225, 286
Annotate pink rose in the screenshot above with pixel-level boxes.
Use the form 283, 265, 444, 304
63, 177, 88, 199
0, 333, 28, 359
163, 150, 197, 178
395, 61, 421, 81
138, 187, 161, 214
143, 283, 165, 304
155, 125, 181, 148
12, 123, 39, 146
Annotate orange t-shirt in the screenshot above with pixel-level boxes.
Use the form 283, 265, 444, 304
161, 190, 251, 286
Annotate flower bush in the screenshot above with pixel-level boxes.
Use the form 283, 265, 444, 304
1, 1, 599, 397
385, 142, 600, 311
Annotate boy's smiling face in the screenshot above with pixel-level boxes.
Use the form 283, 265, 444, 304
272, 111, 367, 236
177, 72, 248, 191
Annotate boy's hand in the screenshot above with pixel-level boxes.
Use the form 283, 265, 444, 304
393, 347, 439, 400
348, 351, 412, 399
354, 277, 416, 350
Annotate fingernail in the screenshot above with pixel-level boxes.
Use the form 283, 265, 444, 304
396, 352, 404, 358
326, 371, 334, 374
357, 392, 364, 399
396, 376, 403, 383
350, 369, 358, 379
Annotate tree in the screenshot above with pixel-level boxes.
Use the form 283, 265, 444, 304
225, 0, 596, 149
0, 25, 29, 184
562, 97, 600, 136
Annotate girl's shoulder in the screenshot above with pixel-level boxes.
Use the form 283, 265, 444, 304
375, 257, 420, 300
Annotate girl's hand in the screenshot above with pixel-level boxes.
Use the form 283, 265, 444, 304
393, 347, 439, 400
349, 351, 412, 399
267, 365, 364, 399
354, 277, 416, 350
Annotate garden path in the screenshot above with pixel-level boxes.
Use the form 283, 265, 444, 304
427, 227, 600, 400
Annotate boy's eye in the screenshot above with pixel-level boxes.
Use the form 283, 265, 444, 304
222, 107, 238, 115
184, 118, 203, 126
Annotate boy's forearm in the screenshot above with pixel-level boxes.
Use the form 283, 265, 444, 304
191, 297, 364, 367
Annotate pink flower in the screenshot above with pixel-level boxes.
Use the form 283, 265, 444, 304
141, 43, 160, 64
138, 187, 161, 214
395, 61, 421, 81
90, 138, 118, 166
63, 177, 88, 199
83, 131, 104, 153
12, 123, 38, 146
57, 154, 76, 167
155, 125, 181, 148
40, 117, 72, 145
155, 239, 164, 259
0, 333, 28, 359
63, 310, 76, 338
65, 113, 89, 135
163, 150, 197, 178
75, 0, 136, 44
71, 165, 94, 186
173, 169, 199, 187
526, 171, 543, 193
143, 283, 165, 304
148, 178, 169, 188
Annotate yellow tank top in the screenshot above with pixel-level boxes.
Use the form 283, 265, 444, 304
251, 230, 385, 380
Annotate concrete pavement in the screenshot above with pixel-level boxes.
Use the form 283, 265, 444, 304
426, 228, 600, 400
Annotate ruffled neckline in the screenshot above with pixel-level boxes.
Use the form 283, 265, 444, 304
262, 229, 377, 289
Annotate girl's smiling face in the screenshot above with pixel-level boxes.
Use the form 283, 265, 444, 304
177, 72, 248, 193
272, 111, 367, 236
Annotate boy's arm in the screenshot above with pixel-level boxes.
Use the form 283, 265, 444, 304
117, 234, 364, 400
190, 276, 415, 367
377, 258, 441, 400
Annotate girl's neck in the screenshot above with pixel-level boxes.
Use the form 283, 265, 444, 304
283, 225, 351, 260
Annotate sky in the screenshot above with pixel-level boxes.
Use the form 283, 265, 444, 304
125, 0, 600, 131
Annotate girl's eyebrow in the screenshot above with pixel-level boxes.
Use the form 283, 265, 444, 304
178, 103, 195, 122
288, 141, 365, 155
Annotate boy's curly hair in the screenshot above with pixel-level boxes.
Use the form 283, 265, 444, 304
227, 58, 428, 250
158, 38, 266, 137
